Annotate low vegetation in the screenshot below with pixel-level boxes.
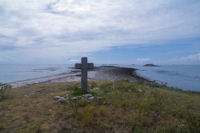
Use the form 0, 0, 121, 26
0, 80, 200, 133
0, 83, 11, 101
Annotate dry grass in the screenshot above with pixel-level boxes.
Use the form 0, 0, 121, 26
0, 81, 200, 133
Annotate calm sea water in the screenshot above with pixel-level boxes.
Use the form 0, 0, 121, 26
0, 64, 72, 83
0, 64, 199, 91
132, 65, 200, 91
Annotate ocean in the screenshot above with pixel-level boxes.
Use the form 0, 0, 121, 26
0, 64, 199, 91
0, 64, 72, 83
132, 65, 200, 91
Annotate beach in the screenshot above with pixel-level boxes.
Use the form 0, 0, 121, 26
6, 65, 200, 92
8, 66, 144, 88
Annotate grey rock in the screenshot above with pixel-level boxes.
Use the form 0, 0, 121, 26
72, 97, 78, 100
138, 89, 143, 92
58, 97, 66, 103
88, 96, 94, 100
0, 83, 11, 90
55, 96, 66, 103
83, 94, 93, 97
24, 95, 29, 98
50, 93, 54, 95
96, 96, 103, 100
77, 96, 82, 99
93, 87, 99, 90
55, 96, 62, 99
72, 96, 82, 100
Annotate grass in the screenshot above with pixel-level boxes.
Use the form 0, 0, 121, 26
71, 86, 86, 96
0, 89, 7, 102
0, 80, 200, 133
0, 83, 11, 102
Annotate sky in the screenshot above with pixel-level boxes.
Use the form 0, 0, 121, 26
0, 0, 200, 65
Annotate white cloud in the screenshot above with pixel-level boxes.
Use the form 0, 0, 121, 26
0, 0, 200, 63
136, 58, 151, 64
68, 59, 79, 63
169, 53, 200, 64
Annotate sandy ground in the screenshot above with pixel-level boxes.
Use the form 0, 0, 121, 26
8, 66, 140, 88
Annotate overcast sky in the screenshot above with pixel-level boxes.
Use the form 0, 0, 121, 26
0, 0, 200, 64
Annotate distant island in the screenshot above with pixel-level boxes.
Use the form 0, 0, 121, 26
143, 64, 160, 67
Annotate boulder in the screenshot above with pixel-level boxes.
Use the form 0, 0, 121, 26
83, 94, 93, 98
58, 97, 66, 103
54, 96, 66, 103
88, 96, 94, 100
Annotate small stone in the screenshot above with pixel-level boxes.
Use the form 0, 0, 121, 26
138, 89, 143, 92
88, 96, 94, 100
93, 87, 99, 90
58, 97, 66, 103
96, 96, 103, 100
72, 97, 78, 100
83, 94, 93, 97
66, 94, 69, 97
77, 96, 82, 99
55, 96, 62, 99
49, 109, 52, 112
24, 95, 29, 98
54, 96, 66, 103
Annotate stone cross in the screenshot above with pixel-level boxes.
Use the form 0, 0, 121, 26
75, 57, 94, 93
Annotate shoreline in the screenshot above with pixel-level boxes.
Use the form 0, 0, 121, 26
5, 66, 193, 92
7, 66, 147, 88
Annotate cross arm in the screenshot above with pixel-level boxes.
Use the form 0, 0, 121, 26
75, 63, 82, 69
87, 63, 94, 69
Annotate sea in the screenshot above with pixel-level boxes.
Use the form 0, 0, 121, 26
0, 64, 199, 91
131, 65, 200, 91
0, 64, 72, 83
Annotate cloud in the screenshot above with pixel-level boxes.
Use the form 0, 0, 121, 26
136, 58, 151, 64
169, 53, 200, 64
68, 59, 79, 63
0, 0, 200, 63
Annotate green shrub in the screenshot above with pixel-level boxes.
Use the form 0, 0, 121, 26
89, 81, 97, 89
0, 89, 8, 102
131, 113, 148, 133
71, 86, 85, 96
76, 105, 97, 126
114, 80, 136, 92
147, 83, 162, 88
185, 112, 200, 133
75, 105, 108, 127
136, 80, 144, 85
0, 122, 4, 130
100, 87, 111, 93
0, 83, 10, 101
162, 123, 179, 133
99, 81, 113, 89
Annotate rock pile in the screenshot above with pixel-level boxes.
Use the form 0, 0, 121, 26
54, 93, 102, 103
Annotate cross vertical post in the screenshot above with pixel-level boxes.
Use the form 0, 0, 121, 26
81, 57, 88, 93
75, 57, 94, 93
